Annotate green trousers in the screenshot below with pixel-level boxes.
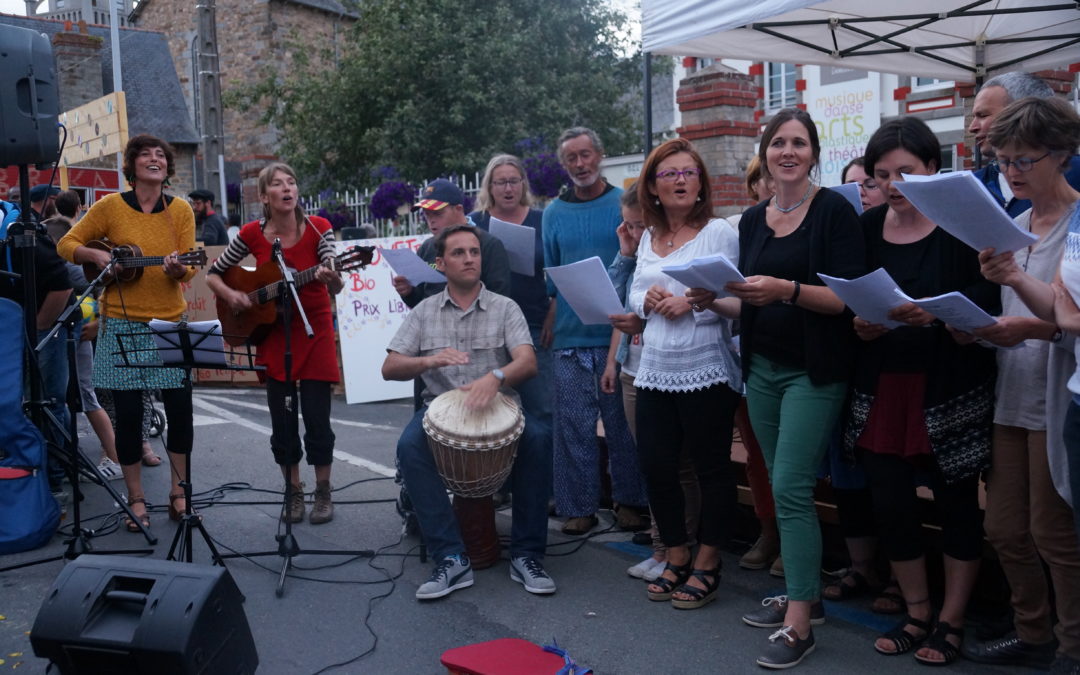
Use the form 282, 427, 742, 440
746, 354, 847, 601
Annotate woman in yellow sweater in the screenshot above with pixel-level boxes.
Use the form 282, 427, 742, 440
58, 135, 197, 532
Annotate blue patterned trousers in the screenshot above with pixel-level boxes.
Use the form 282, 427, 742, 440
553, 346, 647, 517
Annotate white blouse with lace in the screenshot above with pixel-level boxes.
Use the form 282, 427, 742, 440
628, 218, 741, 393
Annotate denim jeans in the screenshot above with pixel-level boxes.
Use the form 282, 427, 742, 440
397, 406, 551, 562
35, 326, 70, 439
517, 325, 553, 429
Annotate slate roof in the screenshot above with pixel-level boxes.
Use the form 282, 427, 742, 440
0, 14, 199, 146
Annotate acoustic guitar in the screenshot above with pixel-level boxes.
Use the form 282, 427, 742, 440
217, 245, 375, 346
82, 239, 208, 286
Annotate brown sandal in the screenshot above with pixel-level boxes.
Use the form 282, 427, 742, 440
125, 497, 150, 532
168, 492, 188, 522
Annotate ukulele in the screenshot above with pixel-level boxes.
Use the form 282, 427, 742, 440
217, 245, 375, 346
82, 239, 208, 286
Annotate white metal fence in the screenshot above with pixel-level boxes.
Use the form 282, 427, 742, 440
300, 173, 482, 239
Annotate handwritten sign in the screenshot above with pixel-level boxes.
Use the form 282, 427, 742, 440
337, 234, 432, 404
59, 92, 129, 166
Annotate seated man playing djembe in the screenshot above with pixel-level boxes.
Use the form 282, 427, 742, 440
382, 225, 554, 600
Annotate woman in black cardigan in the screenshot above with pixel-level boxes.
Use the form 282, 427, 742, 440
727, 108, 865, 670
849, 117, 998, 666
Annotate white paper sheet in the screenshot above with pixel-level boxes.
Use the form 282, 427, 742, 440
488, 217, 536, 277
378, 247, 446, 285
893, 171, 1039, 254
661, 252, 746, 297
896, 289, 997, 333
830, 182, 864, 215
148, 319, 228, 367
818, 268, 906, 328
544, 256, 624, 325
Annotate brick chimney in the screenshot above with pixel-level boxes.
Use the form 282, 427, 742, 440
52, 21, 104, 112
676, 69, 760, 217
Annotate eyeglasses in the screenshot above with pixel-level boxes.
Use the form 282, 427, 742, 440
492, 178, 523, 187
655, 168, 701, 182
997, 152, 1051, 173
860, 179, 879, 191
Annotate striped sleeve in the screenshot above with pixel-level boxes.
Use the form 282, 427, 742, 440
207, 235, 251, 276
316, 226, 336, 264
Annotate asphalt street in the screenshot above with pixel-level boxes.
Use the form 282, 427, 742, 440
1, 387, 1013, 674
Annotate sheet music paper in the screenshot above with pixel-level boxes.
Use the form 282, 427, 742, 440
544, 256, 624, 324
148, 319, 228, 367
378, 247, 446, 285
488, 217, 536, 276
893, 171, 1039, 254
661, 253, 746, 297
895, 289, 997, 333
818, 268, 906, 328
830, 182, 864, 215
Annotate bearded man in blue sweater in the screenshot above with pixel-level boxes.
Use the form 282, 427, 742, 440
542, 127, 647, 535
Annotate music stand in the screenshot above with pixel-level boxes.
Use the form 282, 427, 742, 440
116, 319, 262, 566
218, 239, 374, 597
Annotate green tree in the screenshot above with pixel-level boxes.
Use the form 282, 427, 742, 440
231, 0, 642, 189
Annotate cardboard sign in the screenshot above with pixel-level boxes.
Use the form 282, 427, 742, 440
336, 234, 431, 404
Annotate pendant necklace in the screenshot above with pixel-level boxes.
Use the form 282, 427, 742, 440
773, 184, 814, 214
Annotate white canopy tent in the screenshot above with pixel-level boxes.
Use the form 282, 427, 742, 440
642, 0, 1080, 82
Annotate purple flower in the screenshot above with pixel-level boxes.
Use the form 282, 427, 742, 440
523, 152, 569, 199
370, 180, 417, 220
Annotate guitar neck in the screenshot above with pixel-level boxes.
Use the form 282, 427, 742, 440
117, 255, 170, 269
248, 261, 329, 303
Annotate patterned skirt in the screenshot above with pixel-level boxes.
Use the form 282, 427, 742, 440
93, 316, 186, 390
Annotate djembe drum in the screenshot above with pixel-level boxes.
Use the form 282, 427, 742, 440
423, 389, 524, 569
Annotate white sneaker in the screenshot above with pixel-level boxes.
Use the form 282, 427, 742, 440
510, 556, 556, 595
416, 555, 473, 600
627, 557, 666, 581
97, 458, 123, 481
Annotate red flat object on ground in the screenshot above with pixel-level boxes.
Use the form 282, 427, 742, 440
441, 638, 572, 675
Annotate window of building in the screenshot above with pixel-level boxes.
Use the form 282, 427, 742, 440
913, 76, 954, 91
765, 63, 797, 111
939, 145, 956, 172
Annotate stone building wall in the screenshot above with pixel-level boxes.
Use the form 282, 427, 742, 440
134, 0, 350, 161
133, 0, 351, 214
52, 25, 105, 112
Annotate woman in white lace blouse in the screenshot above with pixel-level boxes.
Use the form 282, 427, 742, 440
626, 138, 742, 610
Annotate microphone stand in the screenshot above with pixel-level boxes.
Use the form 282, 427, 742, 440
220, 238, 373, 597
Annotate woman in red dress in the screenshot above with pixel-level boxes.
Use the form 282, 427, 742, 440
207, 162, 345, 524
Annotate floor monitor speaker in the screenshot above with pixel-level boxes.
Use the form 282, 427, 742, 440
30, 555, 258, 674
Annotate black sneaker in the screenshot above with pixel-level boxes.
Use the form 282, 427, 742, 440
756, 626, 816, 669
742, 595, 825, 628
961, 632, 1057, 669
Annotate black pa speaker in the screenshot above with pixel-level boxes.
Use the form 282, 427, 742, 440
0, 24, 60, 167
30, 555, 259, 674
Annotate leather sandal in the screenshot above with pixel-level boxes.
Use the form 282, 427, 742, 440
647, 561, 692, 602
125, 497, 150, 532
875, 615, 932, 656
822, 570, 871, 601
671, 567, 721, 610
914, 621, 964, 666
168, 492, 188, 522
